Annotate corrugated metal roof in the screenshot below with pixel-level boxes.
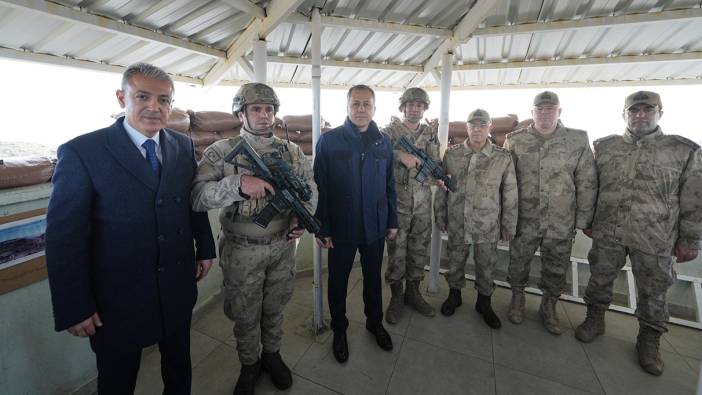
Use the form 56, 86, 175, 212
1, 0, 701, 89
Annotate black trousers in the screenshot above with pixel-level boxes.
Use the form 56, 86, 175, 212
89, 322, 192, 395
327, 237, 385, 332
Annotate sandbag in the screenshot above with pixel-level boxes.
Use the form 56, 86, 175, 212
0, 156, 55, 189
282, 115, 331, 133
274, 129, 312, 143
490, 114, 518, 133
189, 110, 241, 131
167, 108, 190, 133
190, 131, 221, 148
449, 121, 468, 139
516, 118, 533, 130
296, 141, 313, 156
218, 129, 240, 139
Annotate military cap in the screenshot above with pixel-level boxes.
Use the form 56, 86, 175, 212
399, 87, 430, 110
467, 108, 491, 123
232, 82, 280, 114
533, 91, 560, 107
624, 91, 662, 110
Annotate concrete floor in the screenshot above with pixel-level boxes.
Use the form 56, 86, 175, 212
76, 265, 702, 395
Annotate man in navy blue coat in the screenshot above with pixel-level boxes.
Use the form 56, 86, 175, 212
45, 63, 216, 395
314, 85, 399, 363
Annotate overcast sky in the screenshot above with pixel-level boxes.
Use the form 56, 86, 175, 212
2, 58, 700, 149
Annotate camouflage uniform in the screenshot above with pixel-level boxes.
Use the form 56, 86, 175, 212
384, 115, 441, 284
435, 140, 518, 295
503, 122, 597, 297
585, 127, 702, 332
191, 131, 316, 365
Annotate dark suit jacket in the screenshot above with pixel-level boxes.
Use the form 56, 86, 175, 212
313, 118, 398, 245
46, 118, 216, 350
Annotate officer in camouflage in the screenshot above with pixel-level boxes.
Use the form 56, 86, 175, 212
383, 87, 445, 324
503, 91, 597, 335
575, 91, 702, 376
191, 83, 317, 395
435, 109, 518, 328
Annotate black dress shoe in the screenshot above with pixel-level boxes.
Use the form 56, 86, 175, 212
333, 331, 349, 363
366, 322, 393, 351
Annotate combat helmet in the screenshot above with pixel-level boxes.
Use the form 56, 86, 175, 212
398, 87, 430, 111
232, 82, 280, 114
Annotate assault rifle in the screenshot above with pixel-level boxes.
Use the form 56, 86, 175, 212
223, 140, 321, 235
397, 135, 456, 192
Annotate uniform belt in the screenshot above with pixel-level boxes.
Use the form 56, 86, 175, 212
225, 229, 288, 245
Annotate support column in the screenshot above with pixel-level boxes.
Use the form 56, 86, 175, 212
310, 7, 326, 334
253, 38, 267, 83
428, 51, 453, 293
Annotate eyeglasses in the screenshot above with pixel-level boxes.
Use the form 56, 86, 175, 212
627, 105, 658, 115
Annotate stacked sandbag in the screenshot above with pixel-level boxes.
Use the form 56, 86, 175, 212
489, 114, 519, 147
0, 157, 56, 189
275, 115, 330, 155
516, 118, 533, 130
167, 109, 190, 133
447, 115, 521, 147
187, 110, 242, 161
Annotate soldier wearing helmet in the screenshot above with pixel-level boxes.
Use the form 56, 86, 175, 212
382, 87, 446, 324
191, 82, 317, 394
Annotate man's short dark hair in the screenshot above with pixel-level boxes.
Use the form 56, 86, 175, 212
121, 62, 174, 92
347, 84, 375, 101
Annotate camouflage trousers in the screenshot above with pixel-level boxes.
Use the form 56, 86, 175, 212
445, 241, 498, 296
508, 234, 573, 297
584, 237, 675, 332
219, 236, 295, 365
385, 211, 432, 284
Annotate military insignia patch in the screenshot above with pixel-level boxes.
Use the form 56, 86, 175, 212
205, 149, 222, 163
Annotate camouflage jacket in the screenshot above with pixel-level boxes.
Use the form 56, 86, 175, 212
191, 130, 317, 238
503, 122, 597, 239
435, 140, 518, 244
383, 116, 441, 216
592, 127, 702, 256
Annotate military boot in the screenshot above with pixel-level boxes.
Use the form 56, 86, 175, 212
404, 280, 436, 317
575, 305, 606, 343
508, 288, 525, 324
440, 288, 462, 316
475, 293, 501, 329
261, 351, 292, 390
233, 360, 261, 395
385, 281, 404, 324
636, 325, 664, 376
539, 295, 563, 335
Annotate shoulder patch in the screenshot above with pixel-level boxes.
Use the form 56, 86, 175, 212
205, 148, 222, 163
446, 143, 462, 152
670, 135, 701, 150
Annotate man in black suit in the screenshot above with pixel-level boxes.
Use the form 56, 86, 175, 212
45, 62, 216, 395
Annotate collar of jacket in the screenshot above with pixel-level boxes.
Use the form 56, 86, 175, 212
463, 139, 494, 156
623, 126, 663, 144
343, 117, 383, 143
528, 120, 565, 140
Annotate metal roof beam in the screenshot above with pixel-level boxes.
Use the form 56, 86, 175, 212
473, 8, 702, 37
220, 0, 266, 18
286, 12, 452, 37
266, 55, 423, 72
442, 78, 702, 91
0, 47, 203, 85
203, 0, 305, 87
409, 0, 498, 87
0, 0, 225, 59
453, 52, 702, 71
